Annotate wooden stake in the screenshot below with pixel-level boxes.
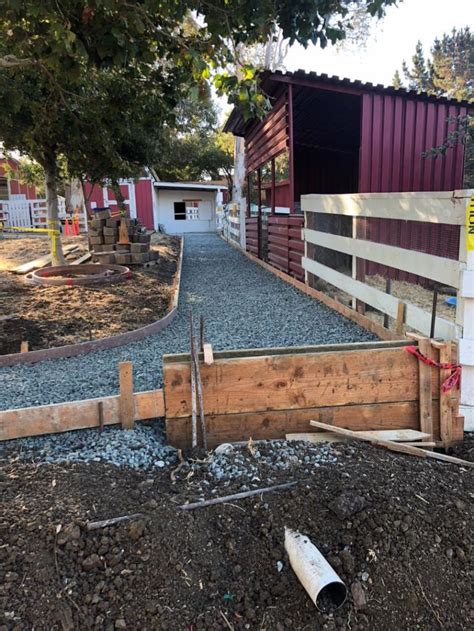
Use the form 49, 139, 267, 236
383, 278, 391, 328
189, 315, 197, 448
191, 316, 208, 450
119, 361, 134, 429
417, 338, 433, 440
309, 420, 474, 468
20, 341, 29, 353
395, 301, 406, 336
430, 288, 438, 338
200, 315, 205, 352
203, 343, 214, 365
439, 342, 453, 444
98, 401, 104, 432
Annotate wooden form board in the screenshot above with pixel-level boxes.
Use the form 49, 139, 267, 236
302, 255, 457, 340
304, 227, 461, 289
301, 191, 470, 225
1, 389, 164, 441
164, 340, 459, 448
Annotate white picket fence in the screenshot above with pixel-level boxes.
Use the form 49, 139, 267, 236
0, 198, 67, 229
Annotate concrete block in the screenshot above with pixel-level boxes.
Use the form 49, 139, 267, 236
131, 252, 150, 264
115, 253, 132, 265
90, 219, 106, 229
130, 243, 149, 253
93, 209, 110, 220
116, 243, 131, 252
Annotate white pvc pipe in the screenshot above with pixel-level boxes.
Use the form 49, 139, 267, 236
285, 527, 347, 612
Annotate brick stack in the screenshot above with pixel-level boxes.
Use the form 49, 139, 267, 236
88, 208, 158, 266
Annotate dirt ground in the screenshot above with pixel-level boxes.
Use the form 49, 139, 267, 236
1, 437, 472, 630
0, 235, 180, 354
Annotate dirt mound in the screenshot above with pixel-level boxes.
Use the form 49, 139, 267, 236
1, 439, 473, 630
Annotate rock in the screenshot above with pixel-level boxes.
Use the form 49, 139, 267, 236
329, 492, 367, 520
446, 548, 454, 560
115, 619, 127, 629
351, 581, 367, 610
340, 549, 355, 574
128, 520, 145, 541
82, 554, 101, 571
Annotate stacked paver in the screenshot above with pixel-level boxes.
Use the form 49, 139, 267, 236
88, 208, 158, 265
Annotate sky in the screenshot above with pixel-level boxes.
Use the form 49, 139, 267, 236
285, 0, 474, 86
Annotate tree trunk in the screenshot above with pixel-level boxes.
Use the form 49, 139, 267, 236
44, 157, 65, 265
111, 180, 128, 216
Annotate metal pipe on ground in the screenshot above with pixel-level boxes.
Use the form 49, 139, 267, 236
285, 528, 347, 612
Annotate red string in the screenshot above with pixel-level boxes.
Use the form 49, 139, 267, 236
405, 345, 461, 393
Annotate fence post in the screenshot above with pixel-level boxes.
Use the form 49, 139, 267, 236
458, 193, 474, 431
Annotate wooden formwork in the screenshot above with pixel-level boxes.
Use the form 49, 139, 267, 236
163, 339, 462, 449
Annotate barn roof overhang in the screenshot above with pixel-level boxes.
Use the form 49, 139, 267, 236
154, 181, 225, 191
224, 69, 474, 137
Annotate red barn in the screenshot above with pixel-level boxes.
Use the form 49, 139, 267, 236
0, 156, 38, 201
224, 70, 473, 282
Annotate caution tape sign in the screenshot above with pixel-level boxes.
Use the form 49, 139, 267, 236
468, 194, 474, 252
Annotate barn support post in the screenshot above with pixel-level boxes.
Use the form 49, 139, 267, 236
458, 194, 474, 431
271, 158, 276, 215
288, 83, 295, 214
257, 168, 262, 259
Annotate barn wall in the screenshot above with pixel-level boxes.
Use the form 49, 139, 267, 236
134, 180, 154, 229
359, 93, 468, 285
245, 92, 288, 174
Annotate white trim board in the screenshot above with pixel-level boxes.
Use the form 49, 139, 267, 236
301, 191, 470, 225
304, 228, 461, 289
302, 256, 457, 339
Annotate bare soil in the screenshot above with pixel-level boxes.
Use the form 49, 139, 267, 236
0, 235, 180, 354
1, 438, 472, 630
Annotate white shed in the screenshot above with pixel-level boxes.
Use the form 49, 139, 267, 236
152, 181, 225, 234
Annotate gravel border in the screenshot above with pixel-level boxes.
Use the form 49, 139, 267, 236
0, 233, 376, 411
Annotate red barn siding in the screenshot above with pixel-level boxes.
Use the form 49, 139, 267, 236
245, 93, 288, 173
359, 93, 468, 285
134, 179, 154, 229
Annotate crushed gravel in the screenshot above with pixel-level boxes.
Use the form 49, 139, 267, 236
0, 233, 376, 411
2, 420, 340, 482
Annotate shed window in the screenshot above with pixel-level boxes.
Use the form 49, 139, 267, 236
174, 201, 186, 220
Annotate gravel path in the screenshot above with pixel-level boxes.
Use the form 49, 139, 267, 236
0, 233, 376, 411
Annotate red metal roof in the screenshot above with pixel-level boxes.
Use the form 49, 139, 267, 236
225, 69, 473, 135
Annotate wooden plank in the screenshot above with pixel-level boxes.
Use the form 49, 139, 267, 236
119, 361, 134, 429
70, 251, 92, 265
287, 429, 431, 443
12, 244, 79, 274
301, 192, 467, 225
304, 228, 461, 289
20, 341, 29, 353
417, 338, 434, 440
395, 301, 406, 336
309, 420, 474, 468
302, 255, 457, 340
165, 401, 421, 448
163, 347, 420, 419
1, 389, 165, 441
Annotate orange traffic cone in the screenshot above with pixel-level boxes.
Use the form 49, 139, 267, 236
117, 217, 130, 244
64, 217, 70, 236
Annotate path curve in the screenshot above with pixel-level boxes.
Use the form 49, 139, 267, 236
0, 234, 376, 411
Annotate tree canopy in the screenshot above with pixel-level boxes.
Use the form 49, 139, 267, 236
393, 27, 473, 101
392, 27, 473, 188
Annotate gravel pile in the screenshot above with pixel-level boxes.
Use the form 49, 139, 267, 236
0, 234, 376, 411
3, 422, 177, 470
2, 421, 339, 480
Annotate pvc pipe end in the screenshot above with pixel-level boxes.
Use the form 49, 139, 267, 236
316, 581, 347, 612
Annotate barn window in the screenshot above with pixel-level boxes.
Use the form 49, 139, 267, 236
184, 199, 200, 220
174, 201, 186, 220
0, 177, 8, 200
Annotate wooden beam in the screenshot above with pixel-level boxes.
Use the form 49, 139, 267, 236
301, 191, 468, 225
396, 301, 406, 336
286, 429, 432, 443
302, 256, 457, 340
165, 400, 423, 448
119, 362, 135, 429
304, 228, 461, 288
309, 420, 474, 468
417, 338, 433, 440
20, 341, 29, 353
439, 342, 454, 444
163, 347, 420, 419
1, 389, 164, 441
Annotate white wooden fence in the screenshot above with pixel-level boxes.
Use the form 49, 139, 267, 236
0, 198, 67, 229
301, 189, 474, 430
